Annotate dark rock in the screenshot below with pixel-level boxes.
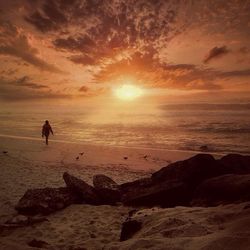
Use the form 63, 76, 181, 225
120, 177, 190, 207
93, 174, 121, 204
93, 174, 118, 190
219, 154, 250, 174
120, 154, 250, 208
120, 178, 153, 195
244, 204, 250, 209
191, 174, 250, 206
120, 220, 142, 241
28, 239, 49, 248
15, 187, 79, 215
152, 153, 250, 186
63, 172, 101, 205
152, 154, 222, 188
122, 179, 189, 207
121, 154, 224, 207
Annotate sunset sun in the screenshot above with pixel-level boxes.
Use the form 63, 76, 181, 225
114, 84, 143, 101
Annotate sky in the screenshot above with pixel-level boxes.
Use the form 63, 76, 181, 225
0, 0, 250, 105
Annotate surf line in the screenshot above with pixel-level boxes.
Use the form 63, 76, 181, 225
0, 133, 73, 144
0, 133, 227, 156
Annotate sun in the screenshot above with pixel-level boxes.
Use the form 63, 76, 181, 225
113, 84, 143, 100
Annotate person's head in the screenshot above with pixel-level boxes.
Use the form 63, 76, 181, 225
45, 120, 49, 125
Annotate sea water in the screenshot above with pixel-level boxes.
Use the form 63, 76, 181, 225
0, 104, 249, 154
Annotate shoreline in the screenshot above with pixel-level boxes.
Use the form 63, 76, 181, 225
0, 133, 228, 157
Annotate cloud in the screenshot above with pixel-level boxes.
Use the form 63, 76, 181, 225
25, 0, 68, 32
90, 48, 223, 90
203, 46, 230, 64
69, 55, 98, 65
54, 35, 99, 65
1, 75, 48, 90
47, 0, 182, 68
0, 45, 63, 73
0, 0, 249, 102
238, 47, 249, 54
26, 0, 179, 40
0, 76, 68, 101
15, 76, 49, 89
79, 85, 89, 92
53, 35, 96, 52
220, 69, 250, 78
0, 22, 63, 73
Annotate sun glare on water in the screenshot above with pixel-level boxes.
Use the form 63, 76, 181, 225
113, 84, 143, 101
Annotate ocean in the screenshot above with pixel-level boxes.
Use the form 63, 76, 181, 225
0, 104, 250, 154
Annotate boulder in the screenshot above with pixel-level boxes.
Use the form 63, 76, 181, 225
219, 154, 250, 174
152, 154, 222, 188
191, 174, 250, 206
63, 172, 101, 205
119, 154, 250, 208
15, 187, 79, 215
122, 179, 190, 207
120, 220, 142, 241
119, 178, 153, 195
93, 174, 121, 204
93, 174, 118, 190
120, 155, 221, 207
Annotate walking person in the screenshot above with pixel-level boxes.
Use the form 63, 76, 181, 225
42, 120, 53, 145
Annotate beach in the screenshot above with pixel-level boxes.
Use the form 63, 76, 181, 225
1, 137, 250, 250
0, 136, 199, 221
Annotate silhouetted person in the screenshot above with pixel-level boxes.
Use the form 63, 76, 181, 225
42, 120, 53, 145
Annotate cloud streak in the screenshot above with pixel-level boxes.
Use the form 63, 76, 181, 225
0, 22, 63, 73
0, 76, 69, 101
203, 46, 230, 64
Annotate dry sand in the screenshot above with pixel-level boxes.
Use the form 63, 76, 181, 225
1, 136, 249, 250
108, 202, 250, 250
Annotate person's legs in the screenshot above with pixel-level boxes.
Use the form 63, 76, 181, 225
46, 136, 48, 145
